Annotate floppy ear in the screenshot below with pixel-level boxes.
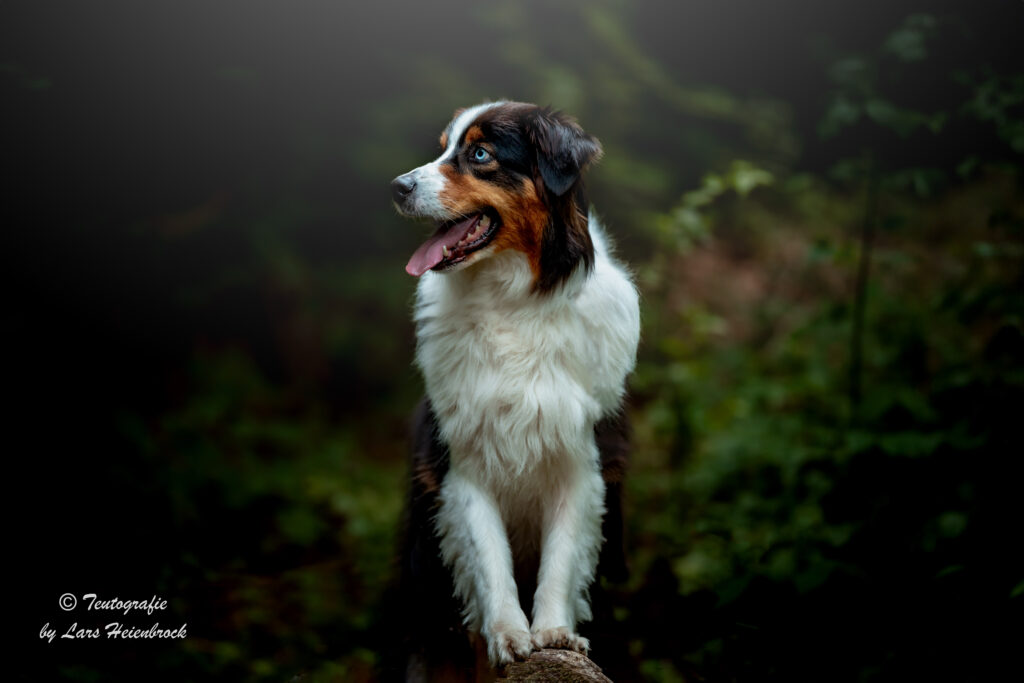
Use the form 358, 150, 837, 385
527, 108, 603, 197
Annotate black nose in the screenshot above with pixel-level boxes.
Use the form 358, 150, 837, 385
391, 174, 417, 204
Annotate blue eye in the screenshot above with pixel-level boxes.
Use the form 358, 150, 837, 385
471, 146, 491, 162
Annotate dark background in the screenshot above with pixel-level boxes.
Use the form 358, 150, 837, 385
6, 1, 1022, 681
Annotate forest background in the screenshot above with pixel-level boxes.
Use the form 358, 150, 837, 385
6, 1, 1022, 681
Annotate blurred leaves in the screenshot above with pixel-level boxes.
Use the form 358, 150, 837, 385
883, 14, 937, 63
630, 163, 1023, 678
628, 20, 1024, 665
963, 72, 1024, 153
819, 14, 949, 141
652, 160, 774, 252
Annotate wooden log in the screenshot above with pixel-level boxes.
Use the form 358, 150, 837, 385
499, 649, 612, 682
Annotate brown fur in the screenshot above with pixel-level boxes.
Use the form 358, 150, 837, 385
438, 167, 550, 279
463, 125, 485, 145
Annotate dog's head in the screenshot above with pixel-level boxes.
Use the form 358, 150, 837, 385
391, 102, 602, 292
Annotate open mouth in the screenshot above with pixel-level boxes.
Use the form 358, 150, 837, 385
405, 210, 501, 277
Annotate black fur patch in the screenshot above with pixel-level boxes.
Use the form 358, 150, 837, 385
525, 107, 603, 198
387, 399, 476, 682
536, 179, 595, 293
524, 107, 600, 293
595, 410, 631, 583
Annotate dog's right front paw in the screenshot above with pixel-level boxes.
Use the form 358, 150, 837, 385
485, 625, 535, 666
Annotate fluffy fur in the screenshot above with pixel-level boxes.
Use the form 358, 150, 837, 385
391, 101, 640, 677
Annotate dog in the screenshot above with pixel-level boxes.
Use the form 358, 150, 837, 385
390, 101, 640, 679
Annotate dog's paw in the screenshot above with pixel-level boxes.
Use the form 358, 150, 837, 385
530, 626, 590, 654
486, 625, 535, 666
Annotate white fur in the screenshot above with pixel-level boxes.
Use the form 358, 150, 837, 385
413, 217, 640, 664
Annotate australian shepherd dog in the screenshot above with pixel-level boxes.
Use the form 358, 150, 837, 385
390, 101, 640, 680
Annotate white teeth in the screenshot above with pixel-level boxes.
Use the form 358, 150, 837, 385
464, 214, 488, 242
442, 246, 450, 258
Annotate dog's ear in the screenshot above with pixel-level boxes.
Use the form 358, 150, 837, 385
527, 108, 603, 197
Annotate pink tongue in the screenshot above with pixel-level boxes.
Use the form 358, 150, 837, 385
405, 215, 477, 276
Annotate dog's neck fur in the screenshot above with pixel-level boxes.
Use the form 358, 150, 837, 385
413, 216, 635, 483
435, 249, 588, 309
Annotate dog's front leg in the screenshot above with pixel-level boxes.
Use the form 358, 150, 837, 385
530, 462, 605, 654
436, 471, 534, 666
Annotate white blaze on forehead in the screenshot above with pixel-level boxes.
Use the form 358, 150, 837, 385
437, 101, 507, 162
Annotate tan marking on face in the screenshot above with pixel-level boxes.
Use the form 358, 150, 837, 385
439, 130, 448, 150
438, 167, 548, 279
464, 125, 485, 145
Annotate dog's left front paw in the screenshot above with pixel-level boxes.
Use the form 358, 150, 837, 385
487, 627, 535, 666
530, 626, 590, 654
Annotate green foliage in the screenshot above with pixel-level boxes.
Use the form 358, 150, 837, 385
652, 160, 774, 251
963, 72, 1024, 153
621, 10, 1024, 674
120, 350, 406, 680
819, 15, 948, 141
630, 163, 1022, 678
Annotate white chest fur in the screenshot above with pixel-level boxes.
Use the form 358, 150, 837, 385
413, 222, 640, 486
